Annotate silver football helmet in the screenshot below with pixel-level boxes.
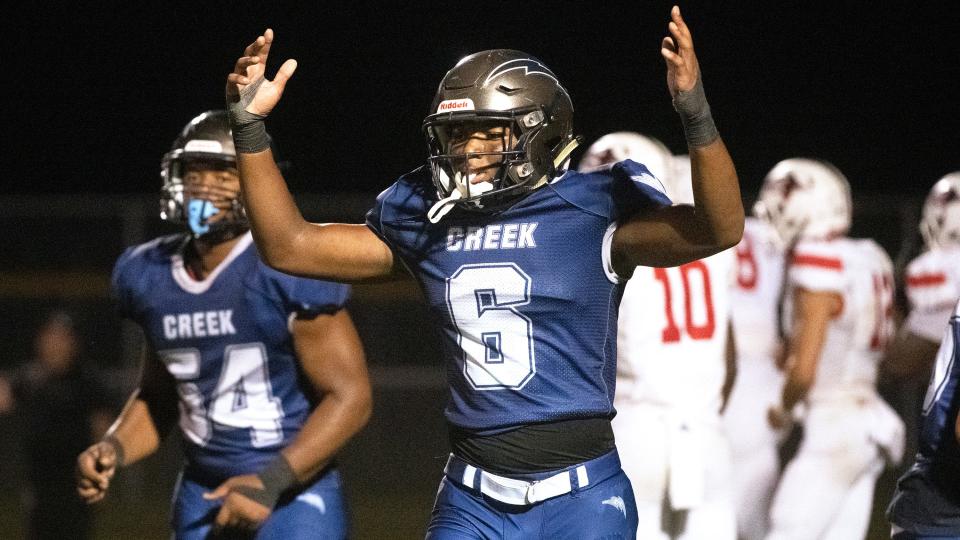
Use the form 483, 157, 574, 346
423, 50, 578, 221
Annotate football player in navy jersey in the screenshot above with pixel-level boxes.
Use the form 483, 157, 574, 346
888, 297, 960, 539
225, 6, 741, 538
75, 111, 371, 539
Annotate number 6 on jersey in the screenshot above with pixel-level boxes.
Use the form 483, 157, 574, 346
447, 263, 536, 390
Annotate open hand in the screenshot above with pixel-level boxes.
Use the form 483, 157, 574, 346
661, 6, 701, 98
226, 29, 298, 118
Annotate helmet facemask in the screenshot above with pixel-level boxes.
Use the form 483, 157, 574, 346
425, 111, 551, 217
161, 154, 248, 241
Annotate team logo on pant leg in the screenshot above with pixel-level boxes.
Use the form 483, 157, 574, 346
296, 493, 326, 515
602, 496, 627, 518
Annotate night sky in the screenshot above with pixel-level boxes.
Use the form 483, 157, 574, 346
6, 1, 959, 199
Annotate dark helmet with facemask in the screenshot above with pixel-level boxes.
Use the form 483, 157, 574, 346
423, 50, 578, 222
159, 110, 247, 237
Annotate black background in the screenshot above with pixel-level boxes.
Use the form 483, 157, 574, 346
6, 1, 959, 198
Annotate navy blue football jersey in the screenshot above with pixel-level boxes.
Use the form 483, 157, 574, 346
112, 232, 350, 480
366, 160, 670, 433
888, 300, 960, 535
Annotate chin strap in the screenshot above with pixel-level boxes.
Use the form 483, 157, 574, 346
427, 138, 581, 224
427, 188, 462, 224
546, 138, 581, 185
530, 138, 583, 189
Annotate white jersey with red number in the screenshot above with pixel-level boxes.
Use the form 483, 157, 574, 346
615, 248, 736, 415
903, 246, 960, 342
730, 217, 785, 362
785, 237, 894, 401
722, 218, 787, 540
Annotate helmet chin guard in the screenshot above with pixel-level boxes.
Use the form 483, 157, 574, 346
423, 50, 576, 221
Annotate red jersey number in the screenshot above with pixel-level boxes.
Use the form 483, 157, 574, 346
654, 260, 716, 343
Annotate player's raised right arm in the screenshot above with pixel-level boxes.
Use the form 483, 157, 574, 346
226, 30, 395, 282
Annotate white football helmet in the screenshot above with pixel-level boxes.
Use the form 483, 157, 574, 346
578, 131, 673, 182
920, 172, 960, 250
753, 158, 852, 247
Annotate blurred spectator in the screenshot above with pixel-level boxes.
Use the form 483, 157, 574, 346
0, 309, 114, 540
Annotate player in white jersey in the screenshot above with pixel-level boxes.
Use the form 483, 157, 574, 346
722, 214, 785, 540
756, 158, 904, 540
885, 173, 960, 381
581, 133, 737, 539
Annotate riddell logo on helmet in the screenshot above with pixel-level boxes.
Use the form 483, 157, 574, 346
437, 99, 475, 113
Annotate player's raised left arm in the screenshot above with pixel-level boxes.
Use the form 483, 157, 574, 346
205, 309, 371, 530
612, 6, 742, 273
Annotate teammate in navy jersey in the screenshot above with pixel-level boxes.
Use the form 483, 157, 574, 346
888, 297, 960, 539
75, 111, 371, 539
225, 6, 741, 538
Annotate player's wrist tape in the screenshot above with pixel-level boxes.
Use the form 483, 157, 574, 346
232, 454, 299, 509
102, 435, 125, 468
227, 77, 272, 154
673, 77, 719, 148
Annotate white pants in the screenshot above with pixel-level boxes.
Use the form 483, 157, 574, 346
765, 396, 903, 540
613, 402, 737, 540
722, 356, 783, 540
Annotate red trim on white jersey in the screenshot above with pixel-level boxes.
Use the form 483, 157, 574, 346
791, 253, 843, 270
906, 273, 947, 287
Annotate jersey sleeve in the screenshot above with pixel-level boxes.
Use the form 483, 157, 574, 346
904, 253, 960, 342
111, 246, 142, 322
788, 240, 846, 294
554, 159, 672, 223
365, 182, 400, 249
364, 166, 434, 255
266, 269, 351, 317
609, 159, 673, 222
557, 160, 672, 283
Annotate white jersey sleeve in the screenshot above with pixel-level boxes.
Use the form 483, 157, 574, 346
788, 239, 847, 295
904, 247, 960, 342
